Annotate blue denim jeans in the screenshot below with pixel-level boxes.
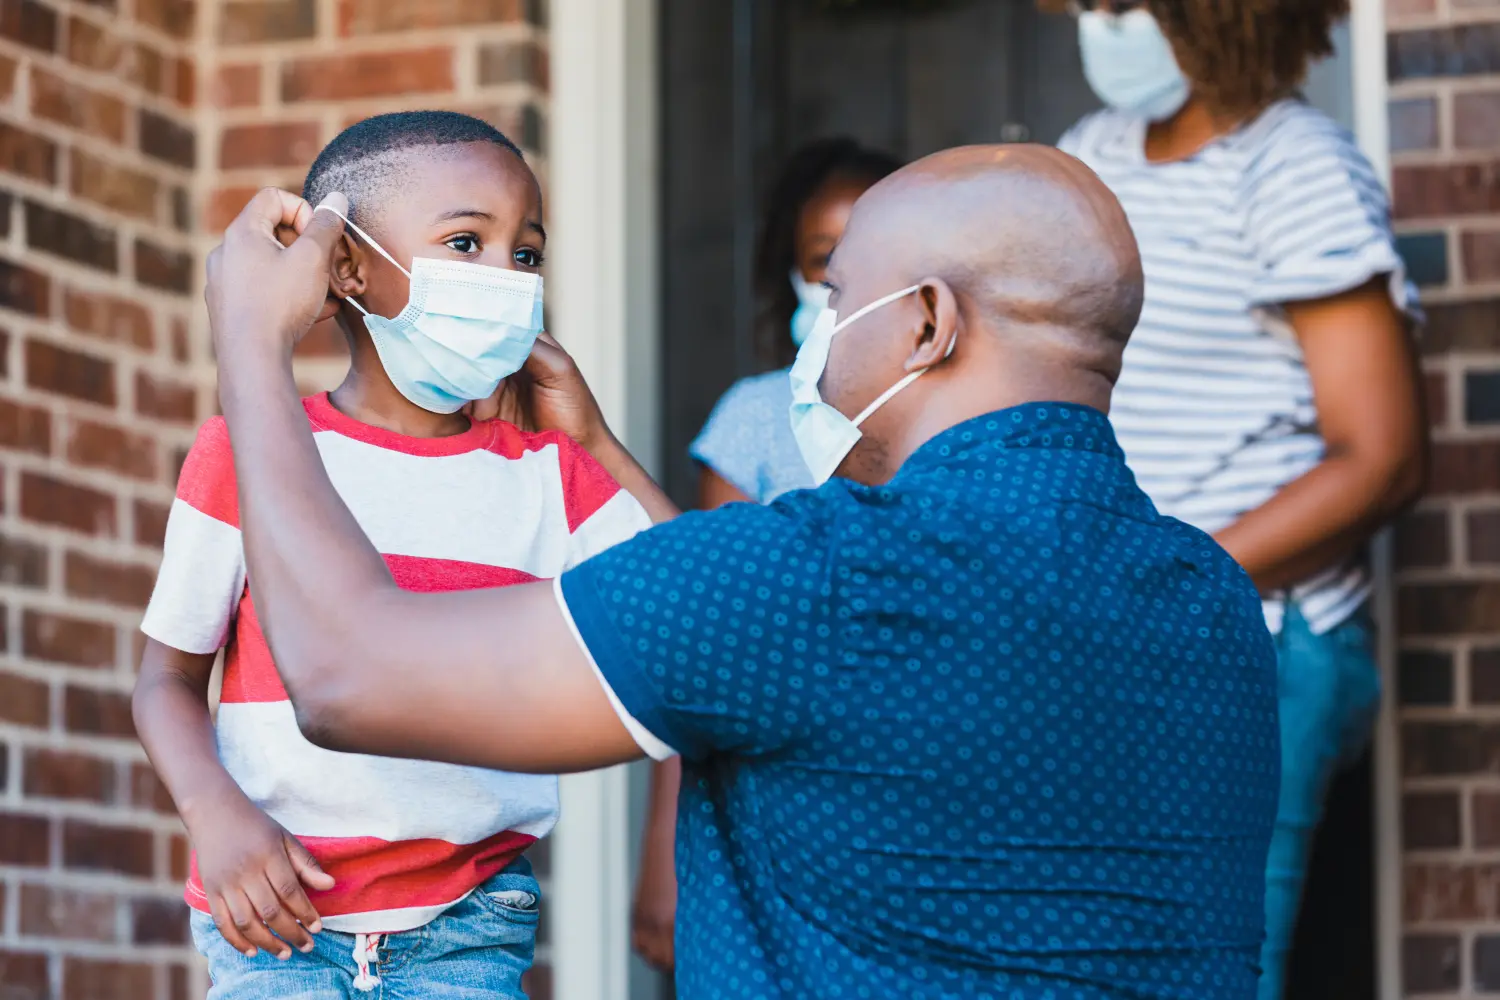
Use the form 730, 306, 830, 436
1258, 604, 1380, 1000
191, 859, 540, 999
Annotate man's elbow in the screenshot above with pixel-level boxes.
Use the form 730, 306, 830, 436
276, 641, 371, 753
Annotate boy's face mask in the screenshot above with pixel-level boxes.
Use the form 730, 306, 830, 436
316, 205, 545, 415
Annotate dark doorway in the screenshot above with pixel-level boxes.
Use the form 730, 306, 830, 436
658, 0, 1096, 506
1286, 750, 1378, 1000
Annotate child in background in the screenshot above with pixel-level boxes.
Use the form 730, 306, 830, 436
132, 111, 651, 998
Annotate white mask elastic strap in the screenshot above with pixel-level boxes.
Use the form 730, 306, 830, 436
852, 369, 925, 428
832, 284, 922, 335
314, 203, 413, 317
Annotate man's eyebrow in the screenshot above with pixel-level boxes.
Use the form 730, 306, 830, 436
430, 208, 496, 224
526, 219, 547, 242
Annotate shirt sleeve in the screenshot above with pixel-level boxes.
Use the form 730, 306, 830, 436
1244, 108, 1420, 328
554, 434, 653, 569
140, 417, 247, 655
688, 377, 769, 501
555, 497, 838, 760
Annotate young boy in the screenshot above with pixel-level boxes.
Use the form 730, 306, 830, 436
133, 112, 652, 997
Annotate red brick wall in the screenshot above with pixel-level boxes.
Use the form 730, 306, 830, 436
0, 2, 552, 998
0, 0, 202, 996
1389, 0, 1500, 995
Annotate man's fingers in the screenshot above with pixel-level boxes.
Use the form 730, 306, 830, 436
238, 882, 293, 960
233, 188, 313, 243
210, 895, 257, 958
294, 193, 349, 262
284, 833, 336, 895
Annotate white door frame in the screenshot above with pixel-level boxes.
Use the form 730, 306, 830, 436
1348, 2, 1403, 998
547, 0, 661, 998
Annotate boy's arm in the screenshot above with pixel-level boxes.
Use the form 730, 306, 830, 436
133, 644, 333, 961
135, 413, 331, 960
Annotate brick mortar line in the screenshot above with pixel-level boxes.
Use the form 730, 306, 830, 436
7, 868, 186, 897
215, 22, 538, 60
0, 779, 181, 823
209, 85, 546, 133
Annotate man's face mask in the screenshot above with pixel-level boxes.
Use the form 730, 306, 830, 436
1076, 9, 1190, 123
788, 284, 953, 485
316, 205, 544, 415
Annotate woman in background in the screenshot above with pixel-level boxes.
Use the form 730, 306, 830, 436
1050, 2, 1427, 996
631, 137, 901, 972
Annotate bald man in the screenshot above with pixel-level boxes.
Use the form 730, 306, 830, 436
202, 146, 1279, 1000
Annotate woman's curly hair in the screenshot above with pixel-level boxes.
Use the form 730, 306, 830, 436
1039, 0, 1350, 116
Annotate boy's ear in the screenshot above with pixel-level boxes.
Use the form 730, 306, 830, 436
327, 231, 366, 302
311, 233, 364, 326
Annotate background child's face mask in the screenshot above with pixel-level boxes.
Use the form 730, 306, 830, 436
317, 205, 545, 415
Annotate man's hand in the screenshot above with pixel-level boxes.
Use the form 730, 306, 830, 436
205, 188, 348, 364
466, 333, 614, 452
188, 792, 335, 960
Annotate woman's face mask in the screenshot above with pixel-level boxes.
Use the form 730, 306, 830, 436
789, 268, 831, 348
1077, 8, 1190, 123
316, 205, 544, 415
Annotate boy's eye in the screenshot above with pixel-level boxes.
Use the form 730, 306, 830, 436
514, 248, 544, 268
445, 234, 479, 255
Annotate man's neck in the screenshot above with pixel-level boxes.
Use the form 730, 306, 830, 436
867, 366, 1113, 483
329, 345, 474, 439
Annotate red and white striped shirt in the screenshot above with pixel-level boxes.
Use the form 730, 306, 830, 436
141, 393, 652, 933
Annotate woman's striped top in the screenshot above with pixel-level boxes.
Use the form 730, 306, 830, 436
1060, 99, 1417, 635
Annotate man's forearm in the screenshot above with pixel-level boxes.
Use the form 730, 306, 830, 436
217, 346, 394, 696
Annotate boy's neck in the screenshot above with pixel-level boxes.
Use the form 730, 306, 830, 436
329, 354, 474, 440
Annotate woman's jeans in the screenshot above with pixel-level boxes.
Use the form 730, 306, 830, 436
1258, 603, 1381, 1000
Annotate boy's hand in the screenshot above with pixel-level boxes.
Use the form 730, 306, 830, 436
188, 793, 335, 960
467, 333, 615, 453
205, 188, 348, 363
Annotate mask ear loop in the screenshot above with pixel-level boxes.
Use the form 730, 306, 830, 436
847, 293, 959, 429
313, 204, 411, 317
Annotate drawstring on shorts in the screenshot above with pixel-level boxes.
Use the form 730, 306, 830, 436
352, 932, 383, 992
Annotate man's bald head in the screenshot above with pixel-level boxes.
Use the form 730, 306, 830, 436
817, 144, 1144, 486
841, 145, 1143, 377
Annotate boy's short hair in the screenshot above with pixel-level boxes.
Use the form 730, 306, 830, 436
302, 110, 526, 231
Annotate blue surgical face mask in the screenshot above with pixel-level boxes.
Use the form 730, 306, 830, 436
789, 268, 831, 348
788, 284, 952, 485
1077, 9, 1190, 123
316, 205, 545, 415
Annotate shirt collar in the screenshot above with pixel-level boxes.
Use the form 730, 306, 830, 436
902, 402, 1123, 472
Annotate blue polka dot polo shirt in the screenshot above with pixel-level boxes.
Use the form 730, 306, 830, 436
559, 402, 1279, 999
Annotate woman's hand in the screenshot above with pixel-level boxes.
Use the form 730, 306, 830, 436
466, 333, 615, 453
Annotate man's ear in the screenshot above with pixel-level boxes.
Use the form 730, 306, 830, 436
905, 278, 959, 371
319, 232, 365, 324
